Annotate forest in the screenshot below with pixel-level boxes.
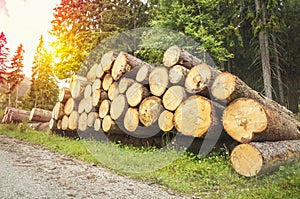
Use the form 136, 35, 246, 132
0, 0, 299, 113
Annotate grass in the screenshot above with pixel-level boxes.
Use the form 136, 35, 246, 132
0, 124, 300, 198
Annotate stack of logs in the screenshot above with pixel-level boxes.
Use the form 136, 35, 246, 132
50, 45, 300, 177
1, 107, 52, 132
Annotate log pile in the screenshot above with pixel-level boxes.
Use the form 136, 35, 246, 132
48, 45, 300, 177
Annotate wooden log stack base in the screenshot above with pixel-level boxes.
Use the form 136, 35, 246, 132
230, 140, 300, 177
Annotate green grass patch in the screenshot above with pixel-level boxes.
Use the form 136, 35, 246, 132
1, 124, 300, 198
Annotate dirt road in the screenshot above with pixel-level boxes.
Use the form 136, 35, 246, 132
0, 134, 189, 199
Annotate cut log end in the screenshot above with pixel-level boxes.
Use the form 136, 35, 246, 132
126, 82, 149, 107
211, 72, 236, 100
110, 94, 127, 120
124, 108, 139, 132
149, 67, 169, 97
163, 45, 181, 67
139, 96, 163, 127
162, 85, 186, 111
158, 110, 174, 132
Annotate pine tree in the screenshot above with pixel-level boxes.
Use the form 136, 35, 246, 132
0, 32, 10, 87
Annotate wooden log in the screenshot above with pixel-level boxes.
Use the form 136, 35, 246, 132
92, 89, 101, 107
57, 120, 62, 130
64, 98, 77, 116
158, 110, 174, 132
87, 112, 98, 127
102, 73, 114, 91
49, 118, 57, 131
136, 64, 154, 84
110, 94, 127, 120
70, 75, 89, 99
118, 77, 135, 94
230, 140, 300, 177
78, 98, 86, 114
29, 108, 52, 122
61, 115, 69, 130
108, 82, 119, 101
78, 112, 88, 132
52, 102, 64, 120
162, 85, 186, 111
169, 65, 188, 85
149, 66, 169, 97
124, 108, 139, 132
211, 72, 294, 117
68, 111, 79, 130
111, 51, 152, 81
223, 98, 300, 143
94, 118, 102, 131
99, 99, 110, 119
102, 115, 119, 133
1, 107, 30, 123
28, 122, 50, 132
163, 45, 202, 69
185, 63, 220, 95
100, 51, 118, 72
58, 88, 71, 103
174, 95, 223, 138
139, 96, 163, 127
95, 63, 104, 79
92, 79, 101, 92
87, 64, 98, 82
85, 96, 93, 113
126, 82, 149, 107
84, 84, 92, 98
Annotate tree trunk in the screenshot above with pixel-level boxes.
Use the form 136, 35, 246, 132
162, 85, 186, 111
223, 98, 300, 143
169, 65, 188, 85
174, 95, 223, 138
139, 96, 163, 127
1, 107, 30, 123
126, 82, 149, 107
58, 88, 71, 103
15, 85, 19, 108
230, 140, 300, 177
149, 66, 169, 97
99, 99, 110, 119
158, 110, 174, 132
110, 94, 127, 120
163, 45, 202, 69
29, 108, 52, 122
52, 102, 64, 120
123, 107, 139, 132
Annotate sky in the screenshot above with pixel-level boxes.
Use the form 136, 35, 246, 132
0, 0, 60, 77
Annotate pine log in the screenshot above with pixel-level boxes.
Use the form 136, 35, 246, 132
78, 98, 86, 114
52, 102, 64, 120
110, 94, 127, 120
94, 118, 102, 131
95, 63, 104, 79
174, 95, 223, 138
57, 120, 62, 130
139, 96, 163, 127
78, 112, 88, 132
162, 85, 186, 111
118, 77, 135, 94
92, 79, 102, 92
163, 45, 202, 69
102, 115, 119, 133
124, 107, 139, 132
28, 122, 49, 132
61, 115, 69, 130
84, 84, 92, 98
99, 99, 110, 119
29, 108, 52, 122
102, 73, 114, 91
158, 110, 174, 132
230, 140, 300, 177
2, 108, 30, 123
85, 96, 93, 113
169, 65, 188, 85
108, 82, 119, 101
58, 88, 71, 103
49, 118, 57, 131
70, 75, 89, 99
136, 64, 154, 84
126, 82, 149, 107
185, 63, 220, 95
211, 72, 294, 117
149, 66, 169, 97
68, 111, 79, 130
64, 98, 77, 116
111, 51, 152, 81
87, 64, 98, 82
92, 89, 101, 107
223, 98, 300, 143
100, 51, 118, 72
87, 112, 99, 128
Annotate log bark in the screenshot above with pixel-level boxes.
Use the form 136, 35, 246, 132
163, 45, 202, 69
136, 64, 154, 84
108, 82, 119, 101
99, 99, 110, 119
230, 140, 300, 177
185, 63, 220, 95
110, 94, 127, 120
126, 82, 149, 107
78, 112, 88, 132
158, 110, 174, 132
29, 108, 52, 122
92, 79, 101, 92
139, 96, 163, 127
86, 64, 98, 82
70, 75, 89, 99
87, 112, 99, 128
111, 51, 152, 81
100, 51, 118, 72
102, 73, 114, 91
61, 115, 69, 130
1, 107, 30, 123
64, 98, 76, 116
174, 95, 223, 138
68, 111, 79, 130
149, 66, 169, 97
223, 98, 300, 143
124, 107, 139, 132
118, 77, 135, 94
84, 84, 92, 98
162, 85, 186, 111
169, 65, 188, 85
58, 88, 71, 103
52, 102, 64, 120
211, 72, 294, 117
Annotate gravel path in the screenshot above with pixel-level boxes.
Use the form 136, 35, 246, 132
0, 134, 190, 199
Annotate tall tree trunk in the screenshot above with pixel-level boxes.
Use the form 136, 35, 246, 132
272, 35, 284, 105
7, 83, 11, 107
255, 0, 272, 99
15, 85, 19, 108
